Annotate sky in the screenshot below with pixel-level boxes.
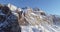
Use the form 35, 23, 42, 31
0, 0, 60, 15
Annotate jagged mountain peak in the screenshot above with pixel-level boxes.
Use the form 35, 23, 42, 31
0, 4, 60, 32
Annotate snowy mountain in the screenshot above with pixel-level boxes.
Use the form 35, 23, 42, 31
0, 4, 60, 32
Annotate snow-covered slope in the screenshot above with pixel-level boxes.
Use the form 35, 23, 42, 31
22, 7, 60, 32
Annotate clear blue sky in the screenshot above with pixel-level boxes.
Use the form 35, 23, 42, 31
0, 0, 60, 15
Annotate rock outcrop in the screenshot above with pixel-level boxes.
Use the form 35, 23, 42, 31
0, 4, 21, 32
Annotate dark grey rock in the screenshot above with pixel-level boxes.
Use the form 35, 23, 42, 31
0, 4, 21, 32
